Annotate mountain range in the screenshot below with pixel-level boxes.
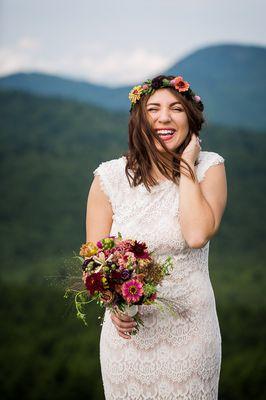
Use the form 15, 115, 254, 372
0, 43, 265, 131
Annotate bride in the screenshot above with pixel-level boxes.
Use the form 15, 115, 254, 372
86, 75, 227, 399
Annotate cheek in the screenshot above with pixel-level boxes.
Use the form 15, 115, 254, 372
177, 114, 189, 126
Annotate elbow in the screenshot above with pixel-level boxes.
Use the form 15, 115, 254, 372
186, 235, 210, 249
186, 221, 218, 249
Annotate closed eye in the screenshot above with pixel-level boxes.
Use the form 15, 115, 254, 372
147, 108, 183, 112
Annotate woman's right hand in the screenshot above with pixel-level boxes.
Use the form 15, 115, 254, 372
110, 310, 137, 340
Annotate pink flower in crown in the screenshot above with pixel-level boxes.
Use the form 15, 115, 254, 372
193, 95, 201, 102
142, 84, 149, 90
121, 279, 144, 303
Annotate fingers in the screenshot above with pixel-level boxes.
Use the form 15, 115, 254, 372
192, 133, 202, 149
114, 310, 134, 321
191, 133, 202, 143
111, 313, 136, 329
111, 312, 137, 340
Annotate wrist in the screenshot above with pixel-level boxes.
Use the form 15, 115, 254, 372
180, 159, 198, 182
180, 158, 196, 169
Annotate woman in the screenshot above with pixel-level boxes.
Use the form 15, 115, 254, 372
86, 75, 227, 399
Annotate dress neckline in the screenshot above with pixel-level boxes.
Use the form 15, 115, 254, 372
121, 156, 176, 192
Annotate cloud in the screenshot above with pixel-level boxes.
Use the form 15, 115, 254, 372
0, 47, 30, 75
18, 37, 40, 50
0, 37, 41, 75
78, 48, 172, 86
0, 43, 173, 86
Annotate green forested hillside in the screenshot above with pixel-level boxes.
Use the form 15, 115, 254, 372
0, 90, 128, 276
0, 90, 265, 399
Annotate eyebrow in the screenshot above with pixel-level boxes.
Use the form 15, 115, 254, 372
146, 101, 182, 106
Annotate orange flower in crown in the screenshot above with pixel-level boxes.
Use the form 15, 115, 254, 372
170, 76, 190, 92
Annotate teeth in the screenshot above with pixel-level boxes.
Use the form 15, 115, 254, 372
157, 130, 175, 135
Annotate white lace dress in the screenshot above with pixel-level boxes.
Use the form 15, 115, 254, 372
93, 151, 225, 400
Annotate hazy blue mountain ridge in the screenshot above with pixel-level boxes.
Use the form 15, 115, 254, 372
0, 43, 265, 130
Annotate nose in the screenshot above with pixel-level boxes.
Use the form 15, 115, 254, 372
158, 107, 171, 123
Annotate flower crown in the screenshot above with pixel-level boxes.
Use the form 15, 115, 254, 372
128, 75, 202, 112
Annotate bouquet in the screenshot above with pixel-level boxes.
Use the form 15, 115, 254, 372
64, 232, 173, 333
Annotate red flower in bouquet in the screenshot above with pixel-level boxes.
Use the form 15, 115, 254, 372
121, 279, 144, 303
130, 240, 150, 259
85, 272, 104, 295
149, 292, 157, 302
110, 270, 122, 280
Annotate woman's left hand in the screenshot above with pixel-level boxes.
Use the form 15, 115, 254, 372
181, 133, 202, 165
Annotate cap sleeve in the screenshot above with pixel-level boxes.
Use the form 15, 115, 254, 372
196, 151, 225, 183
93, 158, 123, 210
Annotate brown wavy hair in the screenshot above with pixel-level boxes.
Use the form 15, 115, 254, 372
123, 75, 205, 193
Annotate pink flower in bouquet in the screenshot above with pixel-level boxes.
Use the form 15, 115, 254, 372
96, 240, 103, 249
125, 251, 136, 261
118, 256, 127, 268
122, 279, 144, 303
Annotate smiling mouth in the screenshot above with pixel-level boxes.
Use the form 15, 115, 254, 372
155, 129, 176, 141
156, 129, 176, 136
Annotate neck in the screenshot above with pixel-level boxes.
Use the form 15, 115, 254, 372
150, 155, 174, 181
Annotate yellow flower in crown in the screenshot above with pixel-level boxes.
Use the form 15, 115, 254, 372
79, 242, 98, 257
128, 85, 143, 104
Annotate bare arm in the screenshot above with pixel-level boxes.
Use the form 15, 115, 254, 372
86, 175, 113, 243
179, 162, 227, 248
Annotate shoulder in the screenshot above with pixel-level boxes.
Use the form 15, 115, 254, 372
93, 156, 125, 175
196, 150, 225, 183
92, 156, 126, 206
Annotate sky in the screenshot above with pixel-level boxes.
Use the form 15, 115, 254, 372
0, 0, 265, 87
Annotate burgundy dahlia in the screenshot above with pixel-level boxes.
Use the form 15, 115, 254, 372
131, 240, 150, 259
85, 272, 104, 295
110, 270, 122, 281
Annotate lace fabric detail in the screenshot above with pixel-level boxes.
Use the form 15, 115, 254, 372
93, 151, 225, 399
196, 151, 225, 183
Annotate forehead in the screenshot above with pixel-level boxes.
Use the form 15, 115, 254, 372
146, 88, 180, 105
